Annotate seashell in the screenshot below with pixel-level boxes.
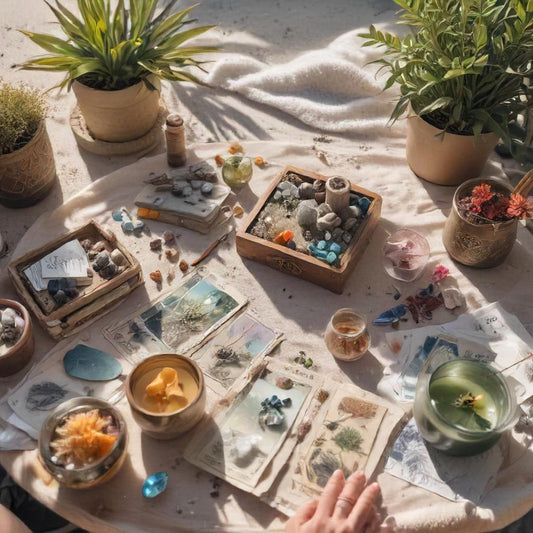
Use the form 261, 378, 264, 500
162, 231, 175, 245
165, 248, 180, 262
110, 249, 127, 266
1, 307, 16, 327
233, 205, 244, 218
179, 260, 188, 273
150, 238, 162, 251
150, 270, 163, 283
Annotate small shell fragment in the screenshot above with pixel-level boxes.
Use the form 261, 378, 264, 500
179, 260, 188, 273
150, 270, 163, 283
165, 248, 180, 262
233, 205, 244, 218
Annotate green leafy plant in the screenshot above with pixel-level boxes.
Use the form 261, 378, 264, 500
0, 81, 46, 154
20, 0, 217, 91
360, 0, 533, 140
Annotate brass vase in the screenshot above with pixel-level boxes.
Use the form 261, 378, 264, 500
442, 177, 517, 268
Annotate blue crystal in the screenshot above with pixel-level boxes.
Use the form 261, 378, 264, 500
286, 240, 296, 250
358, 197, 371, 214
132, 219, 145, 232
326, 251, 337, 264
317, 240, 327, 250
142, 472, 168, 498
373, 305, 407, 325
112, 209, 123, 221
329, 242, 342, 255
63, 344, 122, 381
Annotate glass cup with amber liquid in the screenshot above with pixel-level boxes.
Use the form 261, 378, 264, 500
324, 308, 370, 362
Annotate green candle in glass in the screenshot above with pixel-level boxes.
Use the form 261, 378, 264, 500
222, 155, 253, 189
414, 359, 517, 456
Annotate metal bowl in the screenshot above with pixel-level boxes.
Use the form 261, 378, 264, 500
125, 354, 206, 439
38, 397, 128, 489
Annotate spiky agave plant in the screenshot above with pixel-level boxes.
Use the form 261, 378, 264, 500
20, 0, 218, 91
360, 0, 533, 142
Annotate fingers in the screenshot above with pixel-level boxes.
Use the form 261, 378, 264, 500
348, 482, 381, 530
333, 471, 366, 519
315, 469, 345, 518
363, 507, 382, 533
285, 499, 318, 532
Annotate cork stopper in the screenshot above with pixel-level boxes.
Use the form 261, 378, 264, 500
166, 114, 183, 128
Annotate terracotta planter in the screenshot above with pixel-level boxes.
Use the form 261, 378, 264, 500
0, 299, 34, 377
406, 114, 499, 186
0, 121, 56, 208
442, 177, 517, 268
72, 76, 161, 142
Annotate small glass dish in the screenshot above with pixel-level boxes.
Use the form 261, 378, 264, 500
222, 155, 253, 189
383, 228, 430, 282
324, 308, 370, 362
38, 397, 128, 489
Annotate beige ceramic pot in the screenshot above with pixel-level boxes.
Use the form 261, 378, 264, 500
0, 121, 56, 208
0, 299, 34, 377
442, 177, 517, 268
125, 353, 206, 440
406, 114, 499, 186
72, 75, 161, 142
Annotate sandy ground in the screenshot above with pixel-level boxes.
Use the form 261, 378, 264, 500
0, 0, 397, 268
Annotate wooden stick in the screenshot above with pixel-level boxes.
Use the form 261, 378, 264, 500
498, 352, 533, 374
190, 230, 231, 267
512, 169, 533, 197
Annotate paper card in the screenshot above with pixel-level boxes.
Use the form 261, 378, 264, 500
191, 313, 282, 396
185, 360, 314, 492
103, 271, 247, 364
385, 419, 504, 503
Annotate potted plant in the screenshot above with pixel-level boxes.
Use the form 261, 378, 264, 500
360, 0, 533, 185
0, 81, 56, 207
20, 0, 216, 143
442, 171, 533, 267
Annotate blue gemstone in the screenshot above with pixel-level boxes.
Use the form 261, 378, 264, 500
358, 197, 371, 214
317, 240, 327, 250
112, 209, 123, 221
63, 344, 122, 381
373, 305, 408, 325
133, 220, 145, 232
286, 240, 296, 250
142, 472, 169, 498
329, 242, 342, 255
326, 252, 337, 264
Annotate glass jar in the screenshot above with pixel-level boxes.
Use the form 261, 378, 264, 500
414, 358, 518, 456
324, 308, 370, 362
222, 155, 253, 189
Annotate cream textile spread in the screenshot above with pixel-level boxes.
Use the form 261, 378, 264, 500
0, 141, 532, 533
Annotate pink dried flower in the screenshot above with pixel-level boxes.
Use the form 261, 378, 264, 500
431, 265, 449, 283
507, 193, 533, 219
471, 183, 494, 213
483, 197, 509, 220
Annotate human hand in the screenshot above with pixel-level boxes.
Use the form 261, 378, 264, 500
285, 469, 381, 533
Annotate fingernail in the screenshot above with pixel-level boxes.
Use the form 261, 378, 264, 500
370, 482, 381, 492
348, 470, 365, 481
333, 469, 344, 479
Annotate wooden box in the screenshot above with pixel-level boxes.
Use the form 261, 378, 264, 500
8, 220, 144, 340
236, 166, 382, 293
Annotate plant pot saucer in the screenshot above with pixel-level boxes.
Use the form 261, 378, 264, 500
70, 103, 167, 156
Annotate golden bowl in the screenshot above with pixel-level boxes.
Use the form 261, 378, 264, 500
125, 353, 206, 439
38, 397, 128, 489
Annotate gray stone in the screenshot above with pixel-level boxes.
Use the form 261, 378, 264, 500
289, 184, 300, 198
297, 203, 318, 227
324, 231, 332, 241
281, 189, 291, 198
64, 344, 122, 381
342, 231, 353, 244
342, 218, 358, 232
312, 179, 326, 193
201, 182, 214, 195
189, 180, 203, 190
298, 182, 314, 200
332, 228, 344, 241
273, 190, 282, 201
315, 192, 326, 204
304, 230, 313, 241
317, 212, 342, 232
339, 205, 362, 220
278, 181, 291, 191
317, 203, 332, 217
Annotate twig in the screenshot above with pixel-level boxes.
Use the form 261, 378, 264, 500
498, 352, 533, 374
190, 230, 231, 267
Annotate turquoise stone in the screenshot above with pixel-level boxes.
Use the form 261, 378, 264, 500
112, 209, 123, 221
63, 344, 122, 381
326, 251, 337, 264
142, 472, 169, 498
358, 197, 371, 214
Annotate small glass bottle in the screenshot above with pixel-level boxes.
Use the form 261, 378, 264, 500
324, 308, 370, 361
165, 114, 187, 167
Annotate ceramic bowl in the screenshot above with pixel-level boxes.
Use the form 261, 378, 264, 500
125, 353, 206, 439
38, 397, 128, 489
0, 298, 34, 378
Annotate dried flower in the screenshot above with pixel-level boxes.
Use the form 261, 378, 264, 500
471, 183, 494, 213
507, 193, 533, 219
431, 265, 449, 283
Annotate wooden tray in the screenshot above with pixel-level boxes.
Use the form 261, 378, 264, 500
236, 166, 382, 293
8, 220, 144, 339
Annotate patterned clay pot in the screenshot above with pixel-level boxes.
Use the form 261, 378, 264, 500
72, 76, 161, 142
442, 177, 517, 268
0, 121, 56, 208
406, 114, 499, 186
